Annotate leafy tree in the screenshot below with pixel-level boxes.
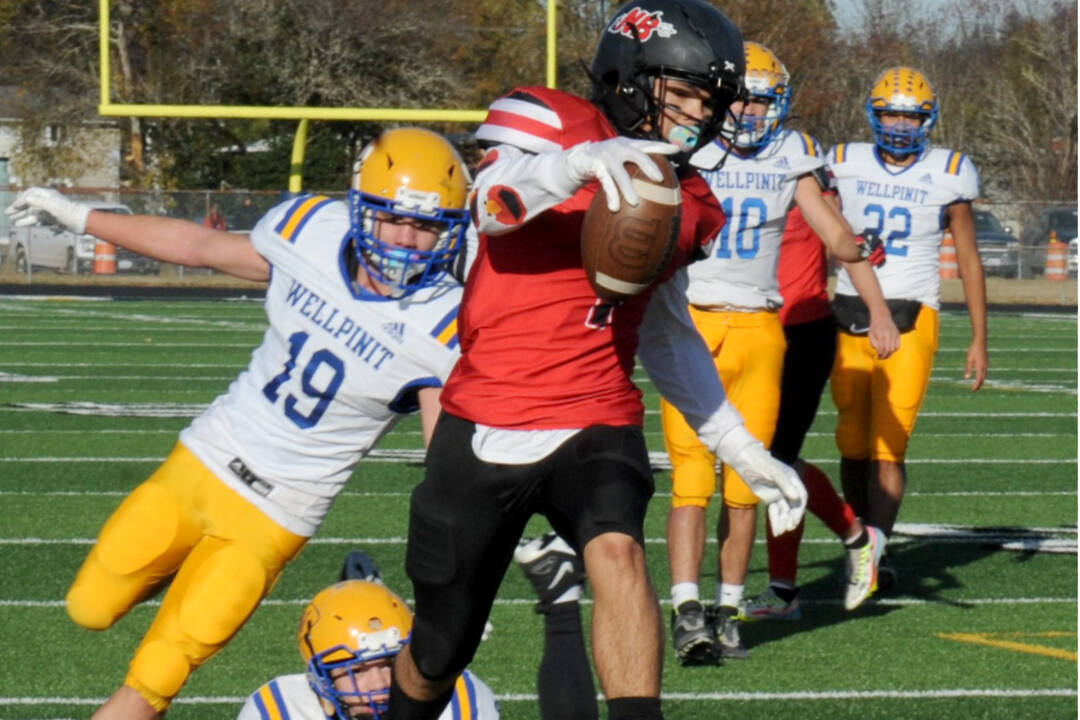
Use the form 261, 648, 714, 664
0, 0, 1073, 201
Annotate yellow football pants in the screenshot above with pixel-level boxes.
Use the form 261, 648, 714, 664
661, 308, 786, 508
831, 305, 940, 462
65, 442, 307, 712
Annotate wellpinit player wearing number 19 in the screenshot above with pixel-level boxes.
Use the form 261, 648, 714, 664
6, 128, 471, 720
387, 3, 807, 720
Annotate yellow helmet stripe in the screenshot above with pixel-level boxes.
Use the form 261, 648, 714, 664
275, 195, 333, 243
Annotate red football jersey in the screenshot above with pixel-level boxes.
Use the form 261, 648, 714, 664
777, 205, 831, 327
441, 87, 726, 430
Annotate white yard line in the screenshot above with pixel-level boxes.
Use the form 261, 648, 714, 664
2, 489, 1073, 498
0, 687, 1073, 707
0, 452, 1075, 466
1, 596, 1075, 610
4, 529, 1074, 549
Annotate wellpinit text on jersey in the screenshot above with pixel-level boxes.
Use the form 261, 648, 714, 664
704, 169, 787, 192
285, 279, 395, 369
854, 179, 930, 204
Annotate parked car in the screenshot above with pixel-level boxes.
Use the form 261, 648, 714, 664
972, 209, 1020, 278
1019, 205, 1078, 278
11, 201, 159, 275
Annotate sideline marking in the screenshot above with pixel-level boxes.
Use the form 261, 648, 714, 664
938, 631, 1078, 662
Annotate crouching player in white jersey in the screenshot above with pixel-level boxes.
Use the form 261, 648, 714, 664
238, 580, 498, 720
5, 128, 470, 720
828, 67, 988, 589
662, 42, 901, 665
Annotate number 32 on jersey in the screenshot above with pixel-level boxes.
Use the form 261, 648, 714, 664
863, 202, 911, 257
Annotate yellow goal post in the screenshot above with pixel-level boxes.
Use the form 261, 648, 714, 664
97, 0, 560, 189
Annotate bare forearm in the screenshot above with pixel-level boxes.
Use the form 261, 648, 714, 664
958, 250, 988, 343
842, 260, 890, 314
86, 211, 269, 281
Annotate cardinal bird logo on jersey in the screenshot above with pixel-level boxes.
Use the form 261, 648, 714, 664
608, 7, 677, 42
485, 185, 526, 226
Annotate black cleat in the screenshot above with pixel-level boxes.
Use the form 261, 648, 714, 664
672, 601, 722, 666
709, 605, 749, 660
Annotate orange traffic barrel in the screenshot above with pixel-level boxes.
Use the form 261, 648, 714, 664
1045, 230, 1067, 281
939, 231, 958, 279
93, 239, 117, 275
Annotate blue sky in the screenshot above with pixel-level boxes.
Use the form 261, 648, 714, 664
830, 0, 1063, 30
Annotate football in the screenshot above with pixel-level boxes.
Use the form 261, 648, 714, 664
580, 154, 682, 303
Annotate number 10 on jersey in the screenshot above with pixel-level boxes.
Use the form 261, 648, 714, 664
714, 197, 766, 260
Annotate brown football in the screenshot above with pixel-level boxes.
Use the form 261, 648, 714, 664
580, 153, 682, 303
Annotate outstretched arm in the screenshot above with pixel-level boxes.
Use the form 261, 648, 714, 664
8, 188, 270, 281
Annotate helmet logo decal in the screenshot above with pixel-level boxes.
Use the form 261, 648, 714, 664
609, 7, 677, 42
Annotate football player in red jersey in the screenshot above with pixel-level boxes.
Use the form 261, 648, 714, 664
387, 3, 806, 720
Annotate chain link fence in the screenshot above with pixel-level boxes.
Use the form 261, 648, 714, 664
0, 189, 1074, 300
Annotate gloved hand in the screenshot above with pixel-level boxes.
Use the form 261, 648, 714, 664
854, 230, 886, 267
6, 187, 92, 235
728, 443, 808, 535
564, 138, 678, 213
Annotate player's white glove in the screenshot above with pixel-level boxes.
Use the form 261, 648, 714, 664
564, 138, 678, 213
6, 187, 91, 235
728, 443, 808, 535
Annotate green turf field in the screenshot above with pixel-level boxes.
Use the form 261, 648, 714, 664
0, 297, 1075, 719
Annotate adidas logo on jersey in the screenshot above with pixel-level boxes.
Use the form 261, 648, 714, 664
382, 322, 406, 343
774, 156, 790, 169
919, 174, 934, 184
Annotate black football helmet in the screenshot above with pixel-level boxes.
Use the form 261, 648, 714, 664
589, 0, 745, 158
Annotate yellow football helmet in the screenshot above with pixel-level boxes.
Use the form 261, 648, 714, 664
298, 580, 413, 720
866, 66, 938, 156
348, 127, 470, 297
726, 41, 791, 152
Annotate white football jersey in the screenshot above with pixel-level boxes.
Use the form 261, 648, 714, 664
829, 143, 979, 309
236, 670, 499, 720
687, 129, 826, 309
180, 196, 463, 536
